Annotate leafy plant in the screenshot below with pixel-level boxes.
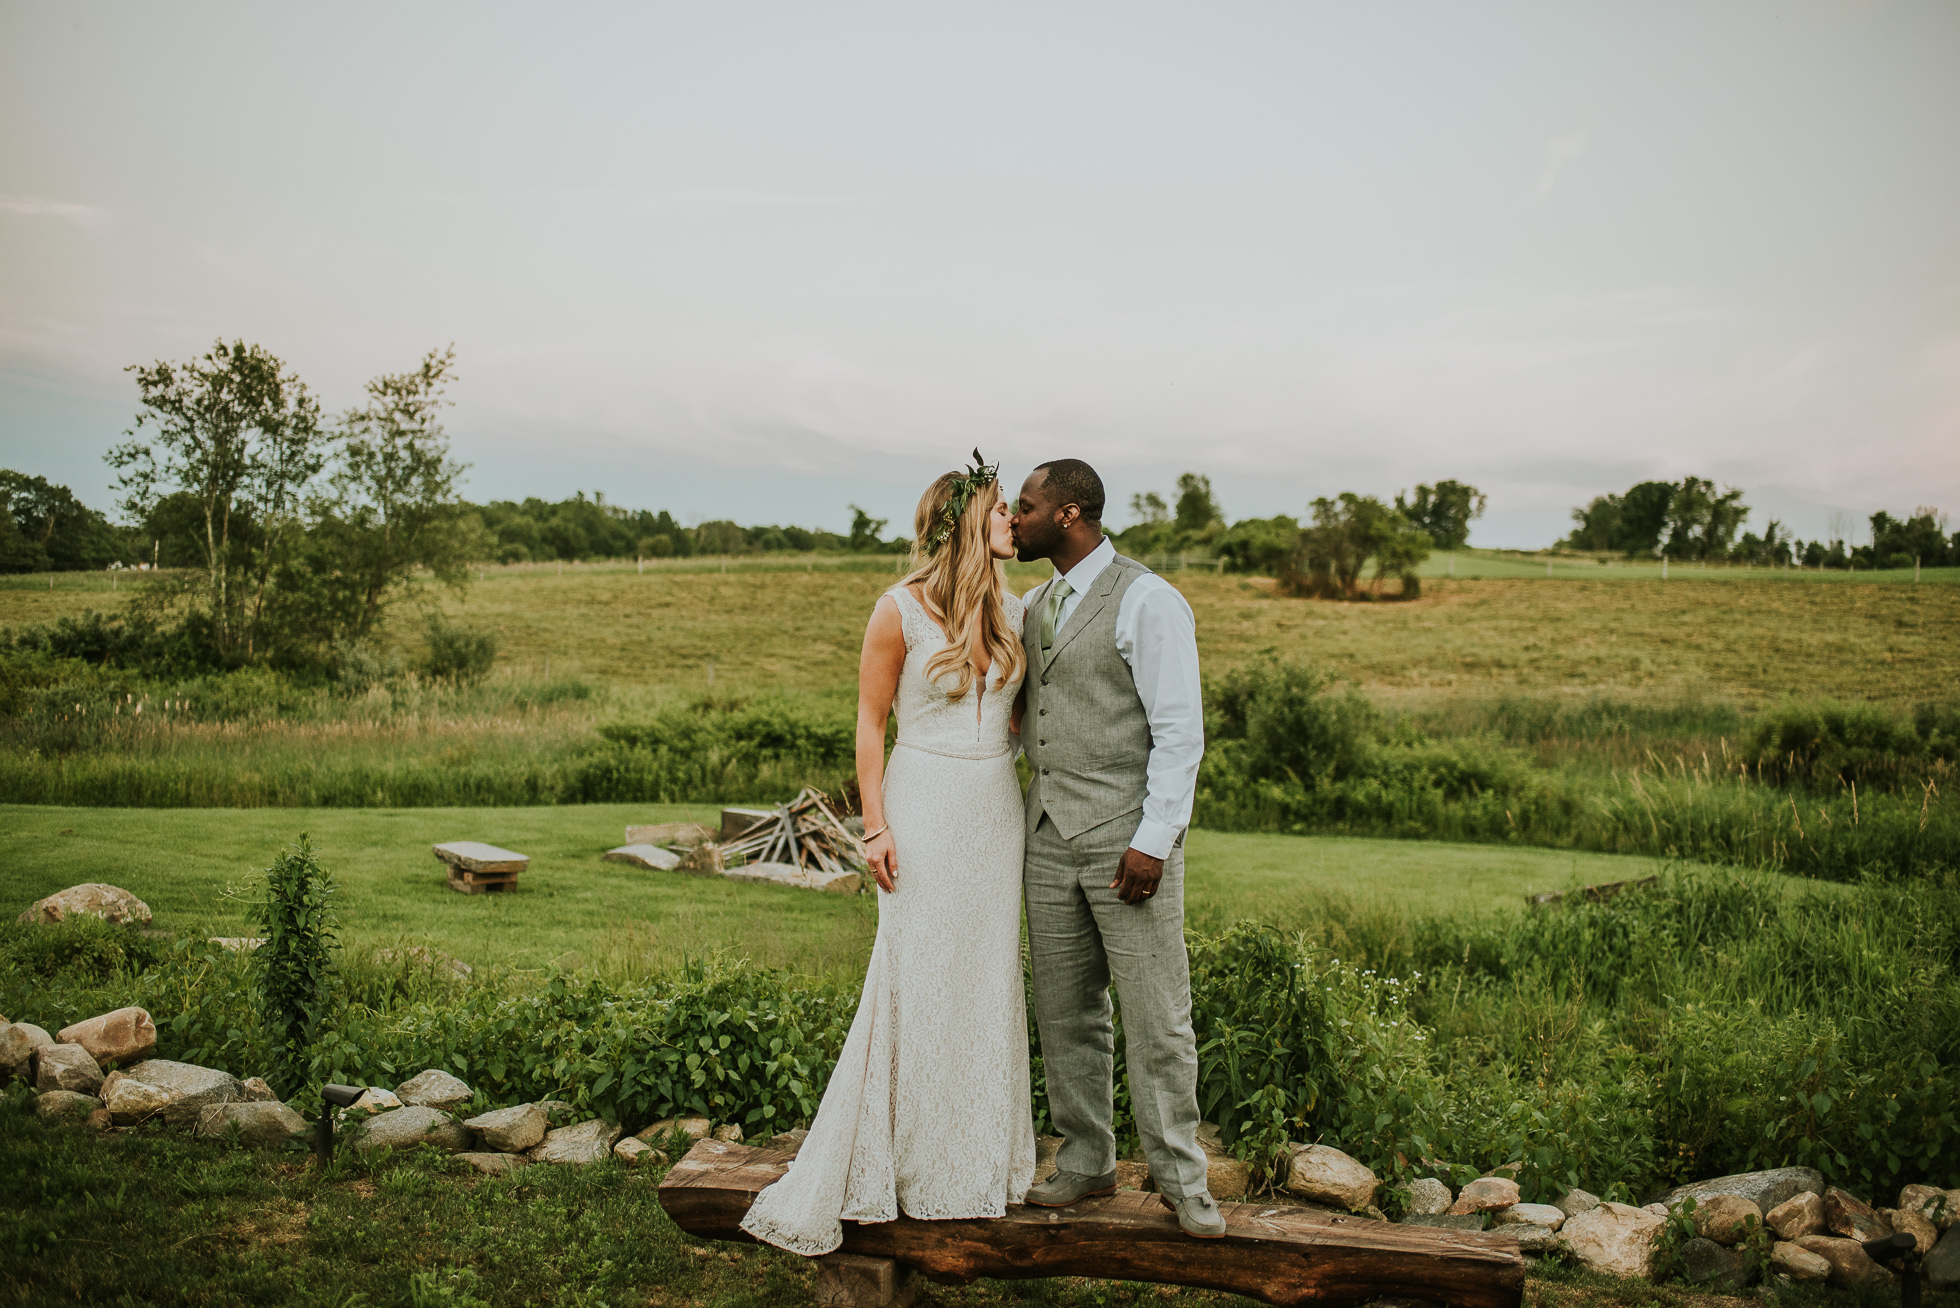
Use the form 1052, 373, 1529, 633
250, 836, 340, 1098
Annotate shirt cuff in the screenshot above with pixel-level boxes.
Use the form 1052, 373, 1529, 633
1128, 818, 1179, 861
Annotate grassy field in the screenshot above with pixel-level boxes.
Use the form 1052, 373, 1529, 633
0, 803, 1694, 981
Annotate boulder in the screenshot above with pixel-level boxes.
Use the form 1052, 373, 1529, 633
354, 1105, 473, 1155
240, 1077, 276, 1102
770, 1127, 811, 1153
614, 1136, 664, 1166
195, 1100, 307, 1148
1402, 1213, 1485, 1230
712, 1123, 743, 1143
1766, 1190, 1825, 1240
1926, 1227, 1960, 1292
342, 1087, 403, 1118
18, 883, 152, 926
105, 1076, 172, 1124
1193, 1121, 1250, 1200
1823, 1186, 1891, 1241
1899, 1184, 1960, 1231
57, 1007, 156, 1067
456, 1152, 528, 1176
1678, 1236, 1755, 1290
1657, 1166, 1822, 1215
1795, 1234, 1890, 1289
396, 1069, 473, 1111
1558, 1201, 1664, 1280
36, 1090, 104, 1124
624, 821, 717, 847
1406, 1178, 1453, 1216
1510, 1224, 1559, 1255
1771, 1240, 1832, 1282
463, 1103, 547, 1154
34, 1043, 104, 1095
528, 1118, 621, 1165
604, 844, 682, 871
1495, 1203, 1566, 1231
121, 1060, 244, 1128
1553, 1187, 1600, 1218
1882, 1206, 1939, 1256
723, 861, 860, 894
0, 1022, 55, 1080
1643, 1203, 1669, 1218
1691, 1192, 1763, 1246
1448, 1177, 1521, 1215
1283, 1144, 1379, 1209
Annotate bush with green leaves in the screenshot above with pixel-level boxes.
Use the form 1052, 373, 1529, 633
419, 615, 497, 686
250, 837, 341, 1097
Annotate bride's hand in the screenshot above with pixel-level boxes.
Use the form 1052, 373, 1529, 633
865, 830, 898, 893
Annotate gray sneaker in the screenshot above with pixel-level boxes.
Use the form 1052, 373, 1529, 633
1163, 1191, 1227, 1238
1024, 1169, 1118, 1207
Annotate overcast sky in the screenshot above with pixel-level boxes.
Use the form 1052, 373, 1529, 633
3, 1, 1956, 546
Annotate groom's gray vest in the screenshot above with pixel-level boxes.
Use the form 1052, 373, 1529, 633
1022, 553, 1155, 840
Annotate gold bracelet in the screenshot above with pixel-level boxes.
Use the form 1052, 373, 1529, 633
860, 824, 890, 842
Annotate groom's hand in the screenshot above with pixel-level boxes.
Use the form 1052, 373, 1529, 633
1111, 848, 1164, 905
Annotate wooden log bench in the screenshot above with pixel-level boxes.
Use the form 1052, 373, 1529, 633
658, 1139, 1526, 1308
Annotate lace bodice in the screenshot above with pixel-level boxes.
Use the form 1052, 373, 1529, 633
887, 585, 1025, 759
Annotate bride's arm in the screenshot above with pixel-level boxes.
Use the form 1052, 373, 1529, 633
857, 595, 906, 893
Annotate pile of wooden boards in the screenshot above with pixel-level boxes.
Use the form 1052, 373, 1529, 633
431, 841, 528, 895
717, 789, 866, 893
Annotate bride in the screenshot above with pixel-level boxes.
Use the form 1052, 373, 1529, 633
740, 452, 1037, 1257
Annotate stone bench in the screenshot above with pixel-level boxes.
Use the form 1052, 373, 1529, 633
431, 842, 528, 894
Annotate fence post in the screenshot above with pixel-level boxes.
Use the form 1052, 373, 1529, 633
1914, 555, 1920, 582
1662, 557, 1668, 580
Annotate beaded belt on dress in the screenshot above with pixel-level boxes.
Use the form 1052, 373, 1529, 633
892, 739, 1012, 761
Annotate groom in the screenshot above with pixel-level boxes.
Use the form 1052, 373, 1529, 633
1008, 459, 1221, 1239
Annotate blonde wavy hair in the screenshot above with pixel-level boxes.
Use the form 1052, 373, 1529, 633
899, 473, 1024, 701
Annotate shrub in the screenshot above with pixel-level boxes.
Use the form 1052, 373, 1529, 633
420, 616, 497, 686
251, 837, 341, 1098
1747, 700, 1936, 791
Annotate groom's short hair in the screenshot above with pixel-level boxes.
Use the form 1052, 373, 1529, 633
1034, 459, 1105, 521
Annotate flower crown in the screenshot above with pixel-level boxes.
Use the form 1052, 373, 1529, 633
924, 448, 1000, 555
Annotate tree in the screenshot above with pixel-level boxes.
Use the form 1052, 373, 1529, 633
315, 347, 471, 639
107, 340, 326, 659
1394, 480, 1486, 550
1174, 473, 1221, 535
1129, 491, 1169, 526
0, 471, 127, 571
1564, 494, 1623, 552
1618, 481, 1676, 555
847, 505, 889, 552
1287, 493, 1429, 599
1663, 477, 1747, 560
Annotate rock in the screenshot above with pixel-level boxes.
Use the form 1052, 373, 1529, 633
1495, 1203, 1566, 1231
1034, 1134, 1062, 1181
343, 1087, 403, 1118
34, 1043, 104, 1095
1406, 1178, 1453, 1216
1692, 1193, 1763, 1245
1510, 1223, 1559, 1255
463, 1103, 547, 1154
1194, 1121, 1250, 1199
1658, 1166, 1823, 1215
1359, 1205, 1387, 1222
56, 1007, 156, 1067
712, 1123, 743, 1143
537, 1100, 575, 1122
1448, 1177, 1520, 1215
1882, 1206, 1939, 1256
36, 1090, 104, 1123
122, 1058, 246, 1129
1114, 1159, 1153, 1192
1283, 1144, 1379, 1209
1795, 1234, 1890, 1289
528, 1118, 621, 1165
1553, 1188, 1601, 1218
105, 1076, 172, 1124
624, 822, 716, 848
1403, 1213, 1486, 1230
1678, 1236, 1756, 1290
640, 1115, 711, 1144
1643, 1203, 1669, 1218
18, 883, 152, 926
1771, 1240, 1832, 1282
1766, 1191, 1825, 1240
1926, 1227, 1960, 1291
769, 1127, 810, 1152
604, 844, 682, 871
430, 841, 528, 873
1823, 1186, 1891, 1241
1558, 1201, 1664, 1280
355, 1105, 474, 1155
195, 1100, 307, 1147
0, 1022, 55, 1080
396, 1069, 473, 1111
614, 1136, 662, 1165
722, 861, 861, 894
240, 1077, 276, 1102
456, 1152, 527, 1176
1899, 1184, 1954, 1228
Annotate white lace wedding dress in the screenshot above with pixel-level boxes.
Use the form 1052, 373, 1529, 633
739, 584, 1037, 1257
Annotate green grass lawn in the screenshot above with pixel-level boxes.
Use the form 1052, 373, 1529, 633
3, 802, 1710, 981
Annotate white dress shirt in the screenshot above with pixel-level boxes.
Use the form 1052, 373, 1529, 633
1037, 536, 1204, 861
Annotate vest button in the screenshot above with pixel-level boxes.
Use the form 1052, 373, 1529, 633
1041, 768, 1050, 775
1038, 708, 1047, 716
1038, 740, 1046, 747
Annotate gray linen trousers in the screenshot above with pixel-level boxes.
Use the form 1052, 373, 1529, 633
1020, 555, 1209, 1199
